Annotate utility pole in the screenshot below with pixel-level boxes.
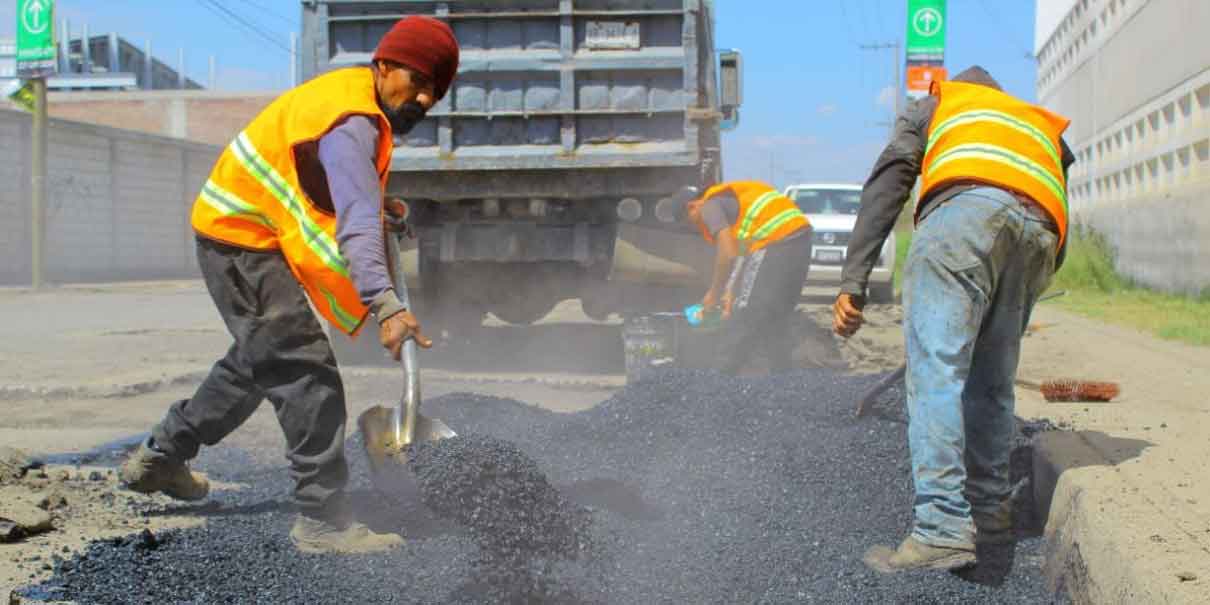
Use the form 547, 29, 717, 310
30, 77, 47, 289
289, 32, 298, 88
17, 0, 57, 288
860, 41, 903, 138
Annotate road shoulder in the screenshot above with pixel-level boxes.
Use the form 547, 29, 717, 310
1017, 304, 1210, 603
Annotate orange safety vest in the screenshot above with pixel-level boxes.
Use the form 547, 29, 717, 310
919, 80, 1072, 248
191, 67, 394, 335
698, 181, 810, 254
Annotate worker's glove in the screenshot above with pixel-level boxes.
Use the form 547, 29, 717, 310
384, 198, 414, 238
832, 293, 865, 338
379, 310, 433, 360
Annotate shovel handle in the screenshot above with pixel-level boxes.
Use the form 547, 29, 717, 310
386, 233, 421, 446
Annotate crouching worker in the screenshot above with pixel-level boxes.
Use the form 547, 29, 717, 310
686, 181, 813, 374
117, 16, 460, 554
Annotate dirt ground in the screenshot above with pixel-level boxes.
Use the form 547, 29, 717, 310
1, 282, 1207, 601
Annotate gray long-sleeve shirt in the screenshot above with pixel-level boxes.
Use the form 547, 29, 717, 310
312, 115, 405, 322
839, 90, 1075, 297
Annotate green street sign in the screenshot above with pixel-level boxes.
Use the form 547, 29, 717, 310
905, 0, 946, 61
16, 0, 56, 77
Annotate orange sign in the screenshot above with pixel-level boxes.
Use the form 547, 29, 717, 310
906, 64, 947, 96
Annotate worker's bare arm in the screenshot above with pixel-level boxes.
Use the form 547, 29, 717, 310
703, 228, 740, 314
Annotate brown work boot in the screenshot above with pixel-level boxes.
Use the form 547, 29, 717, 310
973, 504, 1015, 544
290, 510, 403, 554
863, 535, 977, 574
119, 441, 210, 501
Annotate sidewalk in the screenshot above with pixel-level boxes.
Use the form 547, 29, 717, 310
0, 282, 621, 456
1016, 304, 1210, 604
0, 281, 230, 400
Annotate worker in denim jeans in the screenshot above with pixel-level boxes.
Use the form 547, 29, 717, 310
832, 66, 1075, 573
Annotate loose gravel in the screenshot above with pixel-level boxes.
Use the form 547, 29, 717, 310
18, 368, 1068, 604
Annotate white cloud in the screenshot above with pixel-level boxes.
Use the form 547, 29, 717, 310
817, 104, 838, 117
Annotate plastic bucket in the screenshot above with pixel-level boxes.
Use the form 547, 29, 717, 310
621, 314, 676, 383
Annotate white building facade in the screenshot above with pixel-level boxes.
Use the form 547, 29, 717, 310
1035, 0, 1210, 293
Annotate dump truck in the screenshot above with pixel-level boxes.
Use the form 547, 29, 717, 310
300, 0, 742, 343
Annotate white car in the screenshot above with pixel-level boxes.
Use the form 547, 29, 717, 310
784, 183, 897, 303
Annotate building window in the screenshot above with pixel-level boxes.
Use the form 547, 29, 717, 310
1196, 85, 1209, 127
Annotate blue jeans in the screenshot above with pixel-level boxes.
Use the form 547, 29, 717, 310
902, 187, 1057, 548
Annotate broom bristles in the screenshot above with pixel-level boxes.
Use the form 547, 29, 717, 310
1040, 379, 1120, 402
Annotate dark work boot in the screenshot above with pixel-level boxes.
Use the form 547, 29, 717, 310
119, 440, 210, 501
972, 501, 1015, 544
289, 499, 403, 554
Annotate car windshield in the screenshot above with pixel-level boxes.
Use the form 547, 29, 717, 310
789, 188, 862, 215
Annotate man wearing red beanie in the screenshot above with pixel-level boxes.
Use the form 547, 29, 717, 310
119, 17, 459, 554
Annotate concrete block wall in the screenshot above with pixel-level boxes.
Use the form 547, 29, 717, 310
1037, 0, 1210, 294
0, 108, 219, 285
47, 91, 276, 146
0, 113, 31, 284
1081, 181, 1210, 296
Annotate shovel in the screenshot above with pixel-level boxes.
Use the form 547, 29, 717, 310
356, 234, 456, 490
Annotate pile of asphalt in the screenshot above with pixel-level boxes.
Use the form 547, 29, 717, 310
407, 434, 595, 603
21, 368, 1066, 604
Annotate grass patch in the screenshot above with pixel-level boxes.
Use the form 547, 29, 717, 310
889, 226, 1210, 346
893, 228, 912, 294
1050, 228, 1210, 346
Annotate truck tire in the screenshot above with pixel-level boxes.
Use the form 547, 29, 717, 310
581, 297, 615, 322
490, 298, 558, 325
869, 279, 895, 304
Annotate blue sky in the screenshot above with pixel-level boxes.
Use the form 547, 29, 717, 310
3, 1, 1037, 184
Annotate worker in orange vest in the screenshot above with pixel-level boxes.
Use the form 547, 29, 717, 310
834, 66, 1075, 573
686, 181, 813, 374
118, 17, 459, 554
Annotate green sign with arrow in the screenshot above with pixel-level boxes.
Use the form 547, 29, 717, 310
16, 0, 56, 77
905, 0, 946, 62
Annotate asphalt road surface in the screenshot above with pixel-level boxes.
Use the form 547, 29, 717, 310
17, 368, 1066, 604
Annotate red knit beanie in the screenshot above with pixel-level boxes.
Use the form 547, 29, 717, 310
373, 16, 460, 100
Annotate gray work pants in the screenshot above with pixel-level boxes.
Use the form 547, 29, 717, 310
151, 236, 349, 512
715, 233, 812, 374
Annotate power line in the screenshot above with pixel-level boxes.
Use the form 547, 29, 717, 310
855, 0, 872, 41
873, 0, 888, 41
838, 2, 859, 46
236, 0, 298, 27
196, 0, 291, 55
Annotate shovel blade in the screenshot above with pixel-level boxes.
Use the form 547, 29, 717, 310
356, 405, 456, 493
357, 405, 401, 476
417, 414, 457, 441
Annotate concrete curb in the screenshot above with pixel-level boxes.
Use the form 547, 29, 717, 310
1032, 431, 1206, 604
